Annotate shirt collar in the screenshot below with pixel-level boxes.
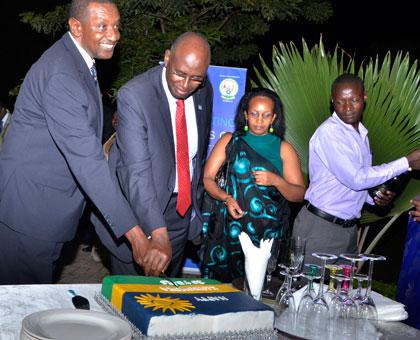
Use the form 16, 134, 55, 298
332, 112, 368, 138
1, 111, 10, 125
161, 66, 177, 104
68, 31, 95, 70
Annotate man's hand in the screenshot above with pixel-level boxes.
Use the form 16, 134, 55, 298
125, 225, 150, 267
406, 149, 420, 170
374, 190, 396, 206
142, 227, 172, 276
409, 198, 420, 222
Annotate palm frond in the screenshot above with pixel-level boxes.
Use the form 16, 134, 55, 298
253, 38, 420, 224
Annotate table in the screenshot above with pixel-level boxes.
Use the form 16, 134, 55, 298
0, 284, 102, 340
270, 300, 420, 340
1, 283, 419, 340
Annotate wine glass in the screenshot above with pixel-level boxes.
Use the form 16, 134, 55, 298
297, 265, 321, 316
339, 253, 365, 293
277, 269, 301, 324
262, 238, 281, 297
311, 253, 337, 327
329, 273, 358, 338
324, 264, 342, 306
306, 264, 321, 299
358, 253, 386, 320
290, 236, 306, 272
275, 263, 289, 303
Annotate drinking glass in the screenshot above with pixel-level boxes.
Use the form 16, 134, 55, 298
290, 236, 306, 272
311, 252, 337, 327
306, 264, 321, 299
338, 274, 358, 319
339, 253, 365, 293
329, 273, 358, 337
324, 264, 342, 306
275, 263, 289, 303
358, 253, 386, 320
297, 266, 321, 316
277, 269, 301, 323
262, 238, 281, 297
329, 273, 347, 319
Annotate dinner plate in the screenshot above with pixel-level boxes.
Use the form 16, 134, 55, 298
21, 309, 132, 340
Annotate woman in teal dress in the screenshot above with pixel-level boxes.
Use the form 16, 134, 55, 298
201, 88, 305, 282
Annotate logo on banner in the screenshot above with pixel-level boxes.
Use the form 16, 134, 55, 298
219, 78, 239, 101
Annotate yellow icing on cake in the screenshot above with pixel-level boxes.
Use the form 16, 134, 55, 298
110, 283, 238, 311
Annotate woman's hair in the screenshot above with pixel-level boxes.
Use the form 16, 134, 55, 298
234, 87, 285, 138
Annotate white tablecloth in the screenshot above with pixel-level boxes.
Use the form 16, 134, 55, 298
0, 284, 102, 340
1, 283, 419, 340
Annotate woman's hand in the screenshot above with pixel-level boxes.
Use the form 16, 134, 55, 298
224, 195, 244, 219
253, 170, 279, 187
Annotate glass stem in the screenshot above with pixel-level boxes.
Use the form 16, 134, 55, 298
365, 260, 374, 298
287, 273, 293, 290
336, 279, 342, 296
316, 259, 326, 299
349, 261, 355, 292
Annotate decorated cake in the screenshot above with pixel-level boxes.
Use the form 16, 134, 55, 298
101, 275, 274, 337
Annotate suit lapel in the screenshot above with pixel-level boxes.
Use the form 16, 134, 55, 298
62, 34, 102, 137
156, 67, 175, 158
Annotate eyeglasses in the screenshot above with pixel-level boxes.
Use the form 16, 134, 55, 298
171, 70, 206, 84
247, 111, 274, 120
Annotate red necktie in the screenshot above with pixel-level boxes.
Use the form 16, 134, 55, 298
175, 99, 191, 216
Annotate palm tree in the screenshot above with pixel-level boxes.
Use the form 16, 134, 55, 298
253, 38, 420, 252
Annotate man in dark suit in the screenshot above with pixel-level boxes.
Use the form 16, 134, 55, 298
0, 0, 170, 284
102, 32, 213, 277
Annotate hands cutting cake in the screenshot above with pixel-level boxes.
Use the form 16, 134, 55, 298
125, 225, 172, 276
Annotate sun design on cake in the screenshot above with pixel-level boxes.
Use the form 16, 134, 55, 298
135, 294, 195, 314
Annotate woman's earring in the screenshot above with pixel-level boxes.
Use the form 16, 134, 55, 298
269, 124, 274, 133
244, 117, 249, 132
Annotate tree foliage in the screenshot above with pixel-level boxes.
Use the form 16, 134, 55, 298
19, 0, 332, 91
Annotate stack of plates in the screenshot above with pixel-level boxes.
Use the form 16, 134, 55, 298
20, 309, 132, 340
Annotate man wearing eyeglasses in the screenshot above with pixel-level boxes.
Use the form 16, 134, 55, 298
95, 32, 213, 277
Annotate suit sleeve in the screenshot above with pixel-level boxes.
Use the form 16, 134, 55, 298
115, 85, 167, 235
42, 72, 138, 238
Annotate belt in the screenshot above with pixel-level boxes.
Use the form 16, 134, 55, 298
306, 203, 359, 228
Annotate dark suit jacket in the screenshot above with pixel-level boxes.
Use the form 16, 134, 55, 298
99, 65, 213, 261
0, 33, 137, 244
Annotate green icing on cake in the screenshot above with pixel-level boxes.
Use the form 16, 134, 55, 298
101, 275, 220, 301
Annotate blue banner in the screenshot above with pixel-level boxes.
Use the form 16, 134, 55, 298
183, 65, 247, 275
206, 65, 247, 153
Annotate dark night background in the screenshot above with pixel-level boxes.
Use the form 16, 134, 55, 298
0, 1, 418, 283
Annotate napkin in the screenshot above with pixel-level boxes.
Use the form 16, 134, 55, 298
239, 232, 273, 301
293, 284, 408, 321
371, 291, 408, 321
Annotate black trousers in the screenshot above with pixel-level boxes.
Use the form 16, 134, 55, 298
110, 194, 191, 277
0, 222, 64, 284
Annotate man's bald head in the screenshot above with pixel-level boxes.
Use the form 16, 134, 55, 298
164, 32, 211, 99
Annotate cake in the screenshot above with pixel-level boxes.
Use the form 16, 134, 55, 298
101, 275, 274, 337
